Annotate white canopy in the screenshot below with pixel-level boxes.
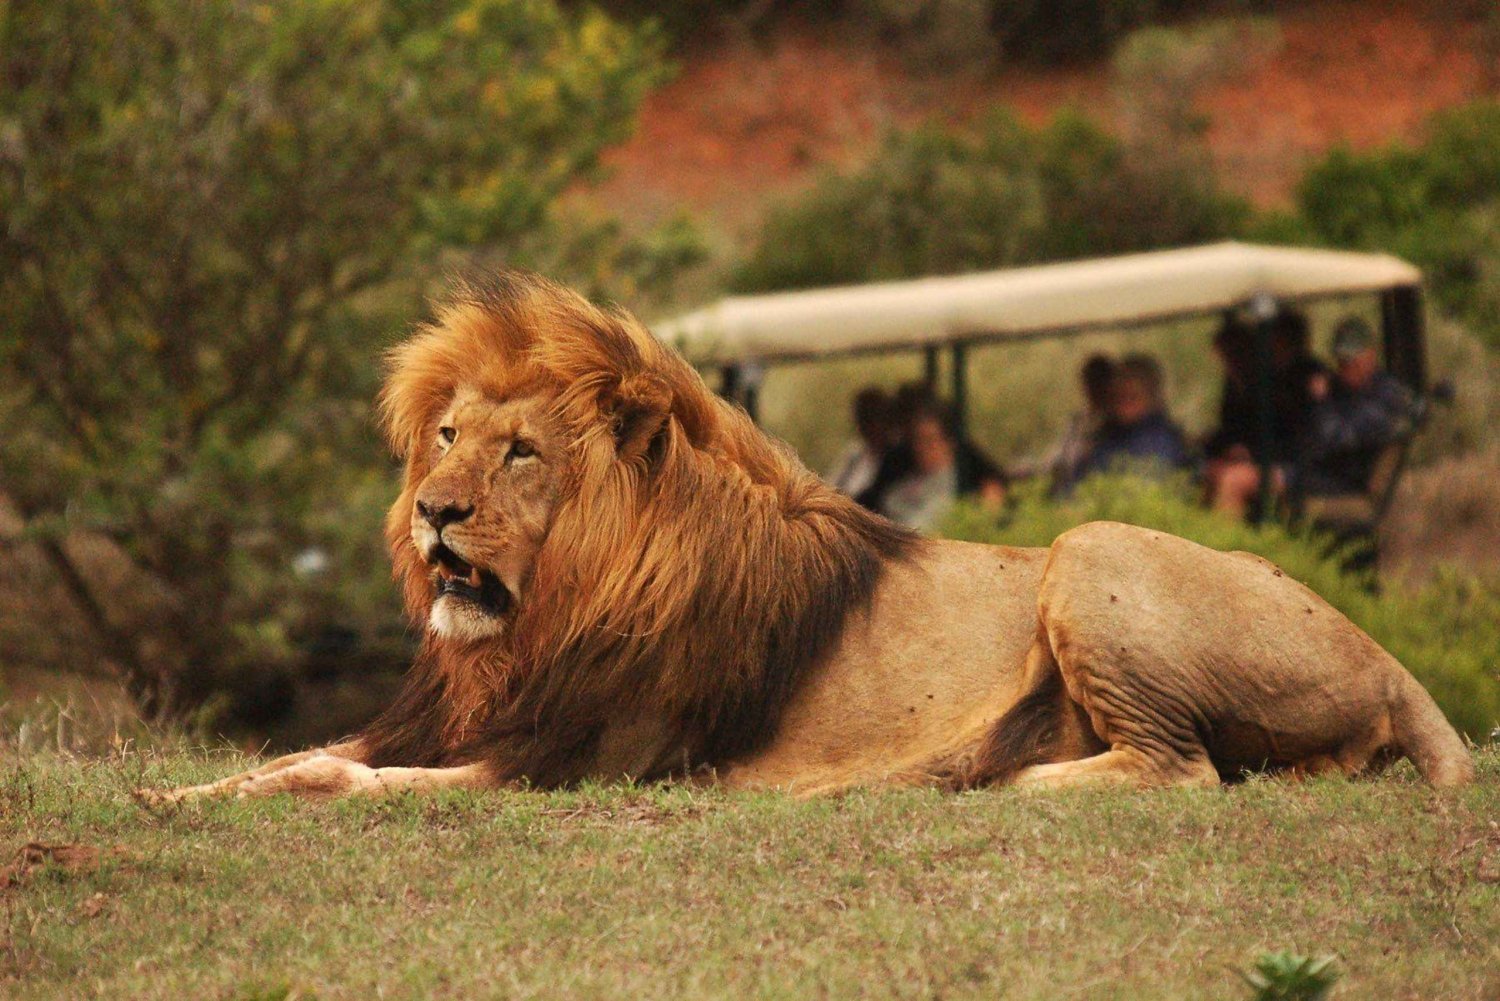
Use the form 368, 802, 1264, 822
653, 242, 1421, 365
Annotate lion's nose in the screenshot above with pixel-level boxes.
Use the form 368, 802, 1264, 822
415, 498, 475, 531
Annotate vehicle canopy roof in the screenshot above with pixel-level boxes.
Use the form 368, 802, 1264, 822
653, 242, 1422, 366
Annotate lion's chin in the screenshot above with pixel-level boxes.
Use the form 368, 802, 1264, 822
429, 596, 509, 643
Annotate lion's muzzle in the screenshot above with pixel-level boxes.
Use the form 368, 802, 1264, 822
429, 542, 512, 618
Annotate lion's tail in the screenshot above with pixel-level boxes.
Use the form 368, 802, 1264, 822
962, 629, 1098, 788
1390, 670, 1474, 787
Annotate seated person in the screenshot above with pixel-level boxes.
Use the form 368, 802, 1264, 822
1046, 353, 1114, 497
954, 434, 1008, 511
1203, 309, 1327, 519
881, 405, 960, 532
855, 382, 929, 512
858, 383, 1007, 514
1297, 318, 1411, 499
825, 386, 894, 498
1073, 353, 1191, 482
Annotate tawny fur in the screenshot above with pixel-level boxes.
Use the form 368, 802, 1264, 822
152, 272, 1473, 802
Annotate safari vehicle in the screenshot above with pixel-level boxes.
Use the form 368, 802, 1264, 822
654, 241, 1433, 541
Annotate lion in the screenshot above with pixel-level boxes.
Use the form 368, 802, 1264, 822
155, 272, 1473, 802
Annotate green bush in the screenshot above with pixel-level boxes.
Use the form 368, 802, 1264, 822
988, 0, 1248, 66
1239, 951, 1340, 1001
0, 0, 670, 721
731, 110, 1246, 292
944, 475, 1500, 743
589, 0, 1233, 65
1283, 101, 1500, 351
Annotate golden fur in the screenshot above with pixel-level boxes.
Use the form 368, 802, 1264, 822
152, 272, 1473, 802
361, 272, 915, 787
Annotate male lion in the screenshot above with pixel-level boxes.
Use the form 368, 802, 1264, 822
157, 273, 1472, 802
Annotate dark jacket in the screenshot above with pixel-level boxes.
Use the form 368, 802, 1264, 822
1204, 354, 1327, 464
1298, 371, 1411, 496
856, 436, 1007, 512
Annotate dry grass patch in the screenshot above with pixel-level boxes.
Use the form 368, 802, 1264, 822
1, 749, 1497, 1000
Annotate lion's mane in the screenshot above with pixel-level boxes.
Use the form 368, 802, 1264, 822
358, 273, 919, 786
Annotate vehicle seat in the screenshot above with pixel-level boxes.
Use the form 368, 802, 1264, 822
1298, 437, 1409, 532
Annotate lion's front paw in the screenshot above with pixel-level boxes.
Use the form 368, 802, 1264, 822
235, 756, 382, 799
134, 781, 230, 806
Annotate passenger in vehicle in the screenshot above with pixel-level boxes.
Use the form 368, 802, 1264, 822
857, 384, 1007, 515
1047, 353, 1115, 497
1298, 318, 1411, 499
1073, 353, 1191, 482
1202, 309, 1327, 518
855, 381, 932, 512
880, 404, 960, 531
825, 385, 895, 498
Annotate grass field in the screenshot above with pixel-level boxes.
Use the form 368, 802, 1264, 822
2, 749, 1498, 1000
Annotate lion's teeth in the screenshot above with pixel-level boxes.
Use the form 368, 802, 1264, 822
467, 567, 482, 588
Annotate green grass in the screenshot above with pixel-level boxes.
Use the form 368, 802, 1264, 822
3, 750, 1499, 1000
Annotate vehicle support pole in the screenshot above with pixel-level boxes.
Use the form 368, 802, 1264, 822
1380, 285, 1426, 391
924, 345, 940, 392
951, 341, 968, 441
1251, 297, 1277, 524
720, 363, 760, 423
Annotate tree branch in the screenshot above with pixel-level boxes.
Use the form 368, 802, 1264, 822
3, 492, 163, 708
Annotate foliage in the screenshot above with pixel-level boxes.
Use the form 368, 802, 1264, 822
598, 0, 1276, 70
730, 108, 1247, 292
1271, 101, 1500, 351
986, 0, 1261, 66
944, 475, 1500, 741
1112, 17, 1280, 143
0, 0, 670, 718
1240, 951, 1341, 1001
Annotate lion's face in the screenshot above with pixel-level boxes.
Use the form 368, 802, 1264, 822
410, 388, 566, 642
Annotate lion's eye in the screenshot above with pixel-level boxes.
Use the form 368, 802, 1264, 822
438, 426, 457, 445
508, 438, 536, 461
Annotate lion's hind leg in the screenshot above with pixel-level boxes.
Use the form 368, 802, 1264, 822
994, 613, 1225, 790
1011, 746, 1219, 789
1027, 644, 1227, 790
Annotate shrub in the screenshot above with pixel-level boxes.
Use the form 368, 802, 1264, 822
1288, 101, 1500, 351
0, 0, 669, 722
944, 475, 1500, 742
731, 110, 1246, 292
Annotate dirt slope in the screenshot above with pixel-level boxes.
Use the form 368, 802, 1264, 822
598, 0, 1490, 224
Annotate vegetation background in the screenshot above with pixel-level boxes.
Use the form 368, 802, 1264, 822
5, 0, 1498, 748
3, 1, 1500, 997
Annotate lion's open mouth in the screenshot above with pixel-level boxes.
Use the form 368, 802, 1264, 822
429, 543, 511, 616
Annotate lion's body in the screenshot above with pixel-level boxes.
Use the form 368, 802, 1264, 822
720, 540, 1046, 792
721, 525, 1472, 792
155, 273, 1472, 803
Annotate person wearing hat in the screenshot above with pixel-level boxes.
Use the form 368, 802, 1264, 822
1298, 317, 1412, 498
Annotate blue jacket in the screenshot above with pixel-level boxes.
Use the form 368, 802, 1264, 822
1077, 411, 1192, 481
1299, 371, 1410, 496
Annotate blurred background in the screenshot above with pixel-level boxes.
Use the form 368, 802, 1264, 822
2, 0, 1498, 753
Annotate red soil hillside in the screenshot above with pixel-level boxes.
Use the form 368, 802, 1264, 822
597, 0, 1492, 226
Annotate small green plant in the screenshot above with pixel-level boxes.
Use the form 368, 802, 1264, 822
1240, 951, 1341, 1001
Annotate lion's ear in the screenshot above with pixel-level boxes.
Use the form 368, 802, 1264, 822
607, 372, 672, 463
